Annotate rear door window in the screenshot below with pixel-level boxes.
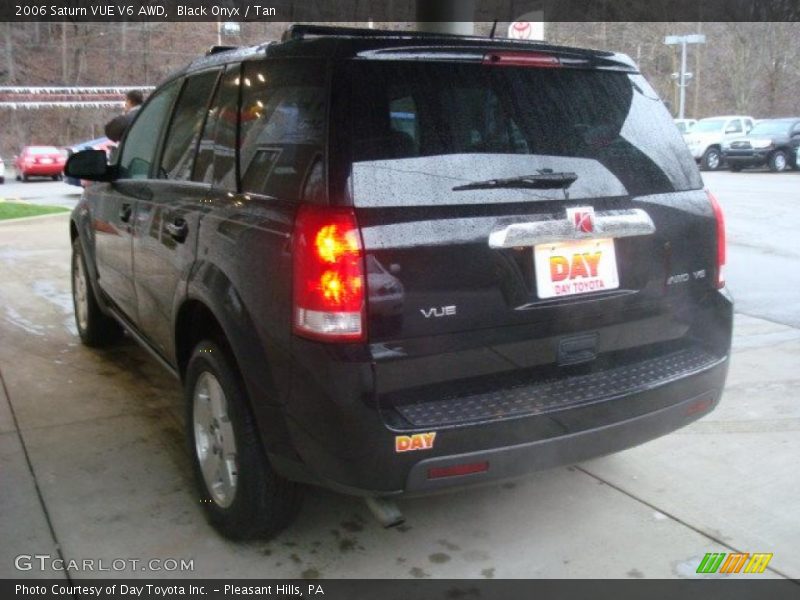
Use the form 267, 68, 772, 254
336, 61, 703, 207
118, 80, 180, 180
726, 120, 743, 134
193, 64, 241, 189
159, 70, 221, 181
238, 59, 326, 201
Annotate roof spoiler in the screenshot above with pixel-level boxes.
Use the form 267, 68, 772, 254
206, 45, 238, 56
282, 24, 487, 43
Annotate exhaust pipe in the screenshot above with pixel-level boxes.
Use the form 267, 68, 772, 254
365, 497, 405, 528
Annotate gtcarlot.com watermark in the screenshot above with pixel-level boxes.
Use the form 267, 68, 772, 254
14, 554, 194, 573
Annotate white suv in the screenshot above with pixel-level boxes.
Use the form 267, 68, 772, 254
683, 115, 755, 171
0, 157, 5, 184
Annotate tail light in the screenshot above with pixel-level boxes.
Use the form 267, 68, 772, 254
292, 205, 366, 342
428, 461, 489, 479
707, 190, 726, 289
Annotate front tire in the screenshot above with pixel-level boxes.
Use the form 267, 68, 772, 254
71, 239, 123, 347
768, 150, 788, 172
701, 147, 722, 171
186, 340, 301, 540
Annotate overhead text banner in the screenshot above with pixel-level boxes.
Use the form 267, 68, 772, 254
2, 0, 800, 22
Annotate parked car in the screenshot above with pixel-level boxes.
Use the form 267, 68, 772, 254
674, 118, 697, 134
722, 118, 800, 172
0, 157, 5, 184
66, 25, 732, 540
64, 137, 116, 187
683, 115, 755, 170
797, 140, 800, 169
14, 146, 67, 181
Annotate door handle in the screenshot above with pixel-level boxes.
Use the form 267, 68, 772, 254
119, 204, 132, 223
166, 219, 189, 243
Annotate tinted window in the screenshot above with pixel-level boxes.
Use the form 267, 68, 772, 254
389, 95, 420, 154
118, 81, 180, 179
29, 146, 60, 155
238, 60, 326, 200
193, 65, 240, 188
688, 119, 725, 133
726, 120, 742, 134
338, 61, 702, 207
159, 70, 220, 181
749, 120, 793, 136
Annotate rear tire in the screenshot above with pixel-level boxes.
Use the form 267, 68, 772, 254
768, 150, 788, 173
71, 239, 123, 347
701, 147, 722, 171
186, 340, 302, 540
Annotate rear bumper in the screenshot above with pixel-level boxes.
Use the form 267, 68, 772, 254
279, 290, 733, 497
20, 165, 64, 176
405, 385, 720, 494
282, 342, 729, 497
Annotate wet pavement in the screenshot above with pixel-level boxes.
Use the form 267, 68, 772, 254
1, 173, 799, 579
0, 178, 82, 209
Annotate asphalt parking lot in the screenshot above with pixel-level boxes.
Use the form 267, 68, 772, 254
1, 172, 798, 580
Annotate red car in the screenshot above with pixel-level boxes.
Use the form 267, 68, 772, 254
15, 146, 67, 181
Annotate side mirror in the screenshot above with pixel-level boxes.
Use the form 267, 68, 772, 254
64, 149, 115, 182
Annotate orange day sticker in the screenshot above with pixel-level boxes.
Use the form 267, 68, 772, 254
395, 432, 436, 453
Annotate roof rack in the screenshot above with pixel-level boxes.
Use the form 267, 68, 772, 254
282, 24, 472, 43
206, 45, 239, 56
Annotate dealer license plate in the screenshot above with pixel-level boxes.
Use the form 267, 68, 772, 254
534, 238, 619, 299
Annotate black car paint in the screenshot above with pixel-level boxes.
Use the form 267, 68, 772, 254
70, 30, 733, 498
723, 118, 800, 169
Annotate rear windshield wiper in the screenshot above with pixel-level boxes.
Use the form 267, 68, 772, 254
452, 171, 578, 192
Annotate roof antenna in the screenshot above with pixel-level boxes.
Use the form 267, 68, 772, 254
489, 20, 498, 38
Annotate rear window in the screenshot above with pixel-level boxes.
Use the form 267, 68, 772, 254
336, 60, 702, 207
28, 147, 60, 155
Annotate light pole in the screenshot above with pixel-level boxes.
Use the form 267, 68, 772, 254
664, 34, 706, 119
217, 21, 240, 46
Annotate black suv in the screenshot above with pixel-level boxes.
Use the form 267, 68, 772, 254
67, 25, 732, 540
722, 118, 800, 172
